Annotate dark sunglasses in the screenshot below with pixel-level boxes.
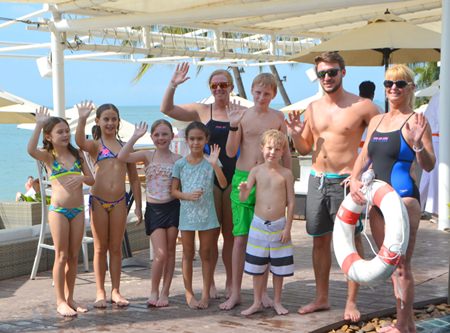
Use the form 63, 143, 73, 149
383, 80, 411, 89
316, 68, 340, 79
210, 82, 230, 90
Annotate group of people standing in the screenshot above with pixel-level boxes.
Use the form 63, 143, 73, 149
27, 51, 435, 333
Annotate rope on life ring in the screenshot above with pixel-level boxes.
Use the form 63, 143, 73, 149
333, 173, 409, 285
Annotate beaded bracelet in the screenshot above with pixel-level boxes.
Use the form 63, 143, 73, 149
412, 144, 424, 153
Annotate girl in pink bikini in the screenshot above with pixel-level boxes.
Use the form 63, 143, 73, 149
75, 101, 142, 308
118, 119, 181, 307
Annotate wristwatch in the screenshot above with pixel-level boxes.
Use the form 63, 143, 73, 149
229, 126, 239, 131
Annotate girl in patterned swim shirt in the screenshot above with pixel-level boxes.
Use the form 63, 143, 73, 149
171, 121, 227, 309
118, 119, 181, 308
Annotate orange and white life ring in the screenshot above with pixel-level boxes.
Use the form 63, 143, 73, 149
333, 180, 410, 285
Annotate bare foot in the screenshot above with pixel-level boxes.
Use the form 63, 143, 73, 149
241, 303, 262, 316
146, 292, 158, 308
198, 297, 209, 309
93, 298, 107, 309
68, 300, 88, 313
57, 302, 78, 317
344, 300, 360, 322
298, 301, 330, 314
261, 293, 273, 308
209, 284, 219, 299
219, 295, 241, 310
274, 302, 289, 315
186, 293, 199, 309
111, 292, 129, 307
155, 295, 169, 308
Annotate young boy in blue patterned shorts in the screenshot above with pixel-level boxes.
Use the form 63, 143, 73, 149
238, 129, 295, 316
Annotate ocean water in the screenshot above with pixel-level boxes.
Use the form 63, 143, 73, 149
0, 105, 165, 202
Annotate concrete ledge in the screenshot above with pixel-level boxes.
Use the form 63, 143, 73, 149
0, 217, 149, 281
310, 297, 449, 333
0, 202, 42, 229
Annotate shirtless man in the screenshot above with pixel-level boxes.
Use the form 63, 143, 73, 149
285, 51, 379, 322
219, 73, 291, 310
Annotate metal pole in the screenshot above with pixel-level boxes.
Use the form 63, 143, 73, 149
439, 0, 450, 232
50, 10, 65, 117
438, 0, 450, 304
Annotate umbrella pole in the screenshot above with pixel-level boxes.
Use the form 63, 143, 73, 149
383, 49, 390, 112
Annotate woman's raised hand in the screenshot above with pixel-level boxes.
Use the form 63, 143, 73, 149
171, 62, 190, 88
226, 101, 244, 127
405, 112, 428, 147
132, 121, 148, 139
35, 106, 51, 126
76, 100, 95, 120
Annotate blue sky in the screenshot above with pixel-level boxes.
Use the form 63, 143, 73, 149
0, 3, 386, 108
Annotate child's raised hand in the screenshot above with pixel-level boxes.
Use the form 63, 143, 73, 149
171, 62, 190, 88
35, 106, 51, 126
226, 101, 244, 127
205, 144, 221, 166
76, 100, 95, 120
132, 121, 148, 139
285, 110, 306, 137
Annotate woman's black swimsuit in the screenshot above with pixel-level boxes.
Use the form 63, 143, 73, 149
204, 104, 236, 190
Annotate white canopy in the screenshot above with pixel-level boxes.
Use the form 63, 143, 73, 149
0, 90, 38, 124
1, 1, 449, 234
280, 91, 322, 113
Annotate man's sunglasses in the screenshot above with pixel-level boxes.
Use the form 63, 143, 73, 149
210, 82, 230, 89
383, 80, 411, 89
316, 68, 340, 79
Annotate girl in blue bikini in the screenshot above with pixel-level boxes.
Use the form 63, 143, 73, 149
75, 101, 142, 308
27, 107, 94, 317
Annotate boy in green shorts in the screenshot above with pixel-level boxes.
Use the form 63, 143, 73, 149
220, 73, 291, 310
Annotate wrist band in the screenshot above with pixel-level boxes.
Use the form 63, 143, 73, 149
170, 83, 177, 90
412, 144, 424, 153
229, 126, 239, 131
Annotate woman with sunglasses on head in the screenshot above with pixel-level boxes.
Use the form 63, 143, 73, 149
161, 62, 246, 299
350, 64, 435, 333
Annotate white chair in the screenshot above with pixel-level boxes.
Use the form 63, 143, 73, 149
294, 155, 312, 219
30, 160, 93, 280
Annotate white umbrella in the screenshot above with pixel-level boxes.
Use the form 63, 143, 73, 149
198, 92, 254, 108
292, 12, 441, 70
19, 108, 154, 146
415, 80, 440, 98
0, 90, 36, 124
280, 91, 323, 114
67, 112, 154, 146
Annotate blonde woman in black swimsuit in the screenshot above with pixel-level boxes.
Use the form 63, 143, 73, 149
351, 65, 435, 333
161, 63, 246, 298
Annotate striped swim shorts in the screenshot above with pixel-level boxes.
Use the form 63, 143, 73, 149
244, 215, 294, 277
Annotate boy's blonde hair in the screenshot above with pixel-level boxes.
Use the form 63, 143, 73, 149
252, 73, 277, 96
260, 129, 287, 149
